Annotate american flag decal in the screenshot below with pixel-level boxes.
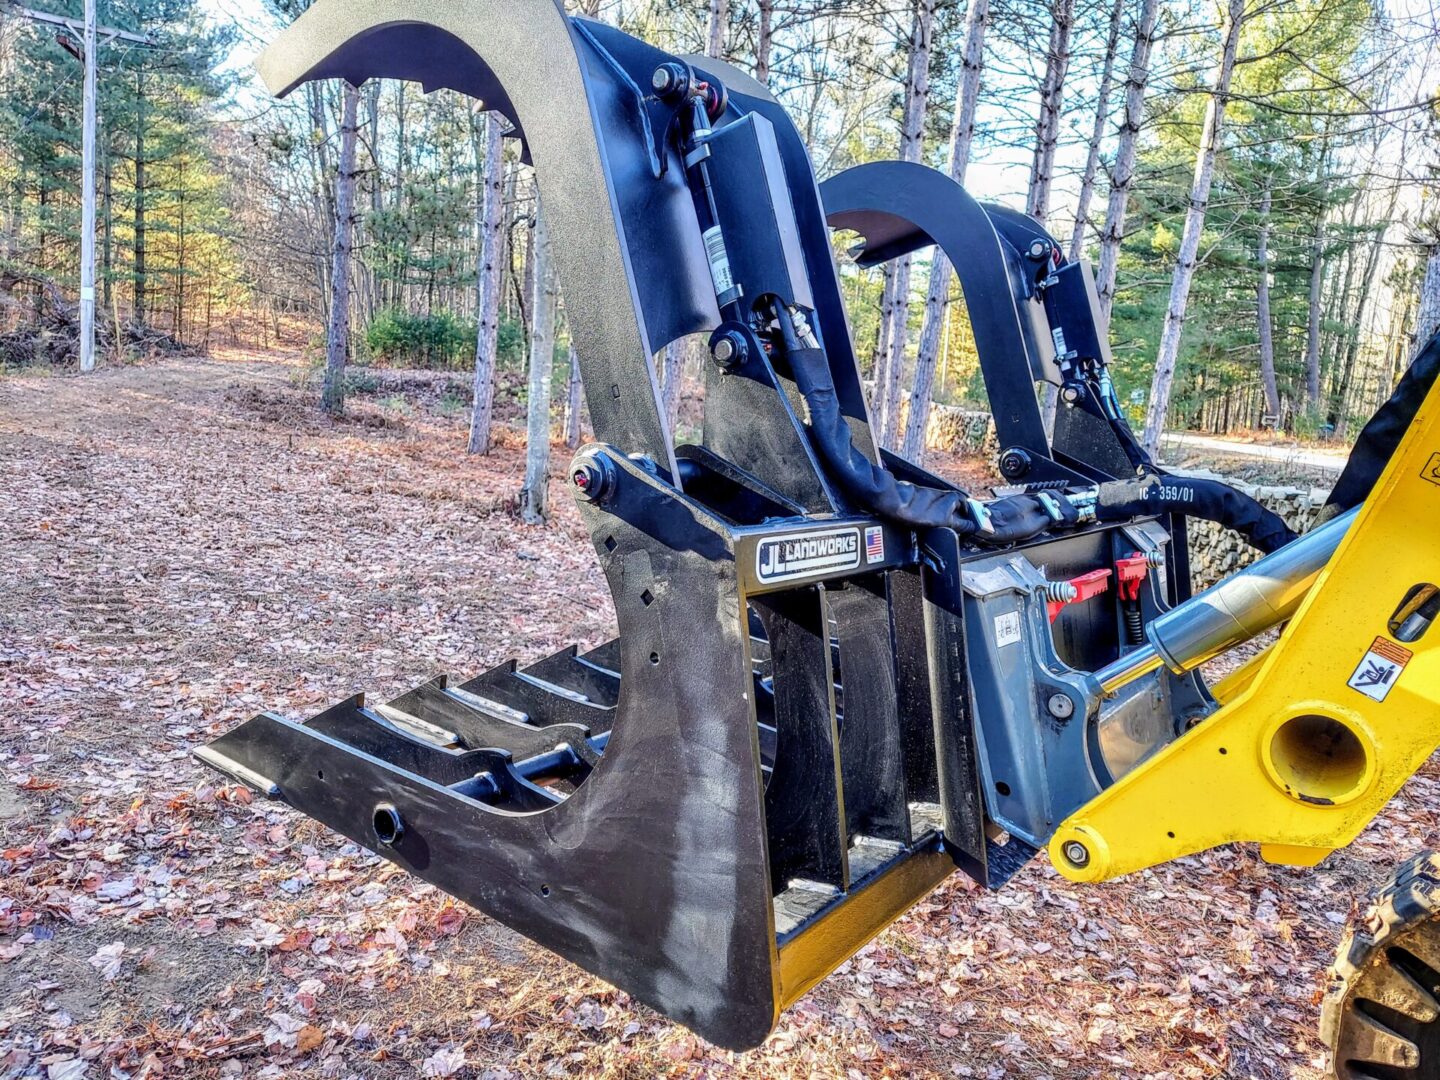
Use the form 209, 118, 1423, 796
865, 526, 885, 564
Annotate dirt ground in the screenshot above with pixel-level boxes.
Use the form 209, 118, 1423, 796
2, 354, 1437, 1080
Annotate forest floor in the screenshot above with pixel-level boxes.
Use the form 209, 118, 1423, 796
2, 350, 1438, 1080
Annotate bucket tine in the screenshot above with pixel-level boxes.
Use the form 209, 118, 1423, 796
459, 661, 616, 732
388, 677, 595, 762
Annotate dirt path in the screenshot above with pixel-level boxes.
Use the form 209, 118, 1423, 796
2, 356, 1437, 1079
1161, 433, 1347, 480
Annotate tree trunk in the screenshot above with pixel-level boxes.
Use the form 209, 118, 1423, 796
101, 146, 113, 311
1095, 0, 1160, 322
1140, 0, 1246, 458
520, 202, 558, 525
1336, 195, 1401, 436
133, 71, 147, 324
469, 111, 506, 455
564, 344, 584, 449
1255, 177, 1281, 421
1026, 0, 1076, 225
1382, 297, 1413, 410
877, 0, 937, 449
308, 82, 337, 314
902, 0, 989, 463
660, 341, 684, 437
363, 81, 383, 322
872, 261, 896, 429
1304, 203, 1327, 411
1414, 246, 1440, 356
1068, 0, 1125, 261
1029, 0, 1075, 433
706, 0, 729, 59
322, 83, 362, 417
520, 192, 537, 351
756, 0, 775, 83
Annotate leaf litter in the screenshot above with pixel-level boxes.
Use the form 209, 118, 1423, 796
1, 355, 1437, 1079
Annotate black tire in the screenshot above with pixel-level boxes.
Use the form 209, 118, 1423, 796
1322, 852, 1440, 1079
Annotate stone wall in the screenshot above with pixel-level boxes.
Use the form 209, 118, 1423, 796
926, 403, 997, 457
1177, 470, 1331, 589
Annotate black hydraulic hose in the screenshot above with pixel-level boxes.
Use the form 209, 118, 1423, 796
778, 316, 1078, 545
1094, 474, 1297, 554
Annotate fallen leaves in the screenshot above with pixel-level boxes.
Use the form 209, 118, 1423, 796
87, 942, 126, 981
420, 1045, 467, 1077
1, 357, 1436, 1080
435, 906, 465, 936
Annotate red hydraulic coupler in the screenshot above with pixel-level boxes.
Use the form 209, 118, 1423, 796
1047, 568, 1113, 624
1115, 552, 1152, 644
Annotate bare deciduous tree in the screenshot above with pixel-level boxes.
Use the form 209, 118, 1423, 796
520, 196, 557, 525
1068, 0, 1126, 261
1026, 0, 1075, 225
1255, 174, 1281, 421
1141, 0, 1246, 457
902, 0, 989, 462
1094, 0, 1159, 321
876, 0, 937, 449
321, 82, 360, 417
469, 110, 506, 454
756, 0, 775, 83
707, 0, 729, 59
1417, 246, 1440, 352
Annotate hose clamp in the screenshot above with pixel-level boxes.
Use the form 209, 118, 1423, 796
1067, 487, 1099, 526
966, 498, 996, 535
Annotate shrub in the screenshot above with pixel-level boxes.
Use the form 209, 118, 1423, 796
496, 318, 524, 369
365, 310, 476, 370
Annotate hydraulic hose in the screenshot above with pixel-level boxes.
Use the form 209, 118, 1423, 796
1094, 474, 1298, 555
778, 309, 1080, 545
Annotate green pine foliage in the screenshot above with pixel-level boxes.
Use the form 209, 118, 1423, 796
0, 0, 241, 344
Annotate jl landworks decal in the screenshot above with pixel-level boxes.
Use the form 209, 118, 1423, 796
756, 528, 862, 584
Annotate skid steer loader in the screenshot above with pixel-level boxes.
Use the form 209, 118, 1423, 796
196, 2, 1440, 1071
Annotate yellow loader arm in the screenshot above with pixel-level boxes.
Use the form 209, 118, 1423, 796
1051, 377, 1440, 883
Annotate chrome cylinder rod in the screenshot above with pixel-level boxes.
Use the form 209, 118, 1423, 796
1094, 506, 1359, 697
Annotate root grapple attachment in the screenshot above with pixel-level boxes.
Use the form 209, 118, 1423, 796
197, 0, 1440, 1053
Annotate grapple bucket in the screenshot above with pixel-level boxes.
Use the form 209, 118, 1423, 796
201, 0, 1221, 1051
200, 483, 1021, 1050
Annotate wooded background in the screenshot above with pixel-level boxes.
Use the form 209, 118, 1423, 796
2, 0, 1438, 476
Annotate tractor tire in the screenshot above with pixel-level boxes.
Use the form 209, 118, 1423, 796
1323, 851, 1440, 1079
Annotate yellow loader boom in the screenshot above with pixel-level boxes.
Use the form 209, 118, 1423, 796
1051, 374, 1440, 884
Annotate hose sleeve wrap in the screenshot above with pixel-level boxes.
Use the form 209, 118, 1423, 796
1095, 475, 1297, 554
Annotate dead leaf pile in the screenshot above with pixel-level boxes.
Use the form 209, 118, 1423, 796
0, 356, 1435, 1079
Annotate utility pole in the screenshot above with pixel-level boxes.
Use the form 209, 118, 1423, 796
6, 1, 152, 373
80, 0, 96, 372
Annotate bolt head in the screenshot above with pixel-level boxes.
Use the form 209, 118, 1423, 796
571, 457, 614, 504
998, 447, 1032, 480
651, 63, 689, 101
711, 331, 747, 370
1062, 840, 1090, 868
1047, 693, 1076, 720
1028, 239, 1050, 260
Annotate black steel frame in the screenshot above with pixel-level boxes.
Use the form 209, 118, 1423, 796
200, 0, 1186, 1050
